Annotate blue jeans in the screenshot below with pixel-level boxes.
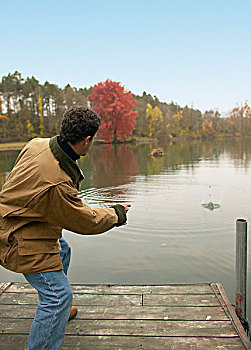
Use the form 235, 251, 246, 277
23, 238, 72, 350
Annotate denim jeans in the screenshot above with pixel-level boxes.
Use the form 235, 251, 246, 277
23, 238, 72, 350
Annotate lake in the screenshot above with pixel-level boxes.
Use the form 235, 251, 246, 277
0, 138, 250, 321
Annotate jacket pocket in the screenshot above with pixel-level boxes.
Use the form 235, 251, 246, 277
18, 221, 62, 256
18, 238, 61, 256
20, 221, 62, 240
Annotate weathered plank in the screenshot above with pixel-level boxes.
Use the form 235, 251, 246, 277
0, 282, 12, 293
0, 283, 250, 350
0, 318, 237, 337
0, 293, 142, 306
0, 334, 246, 350
0, 304, 228, 320
143, 293, 220, 306
0, 292, 221, 307
216, 283, 251, 350
4, 282, 216, 295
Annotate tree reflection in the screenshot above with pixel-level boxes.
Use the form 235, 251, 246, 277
2, 139, 251, 195
0, 151, 20, 190
163, 142, 202, 171
79, 144, 139, 189
224, 138, 251, 171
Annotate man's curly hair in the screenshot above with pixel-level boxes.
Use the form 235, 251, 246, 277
60, 106, 101, 144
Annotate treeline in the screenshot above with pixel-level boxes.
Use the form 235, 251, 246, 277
0, 72, 90, 141
0, 71, 250, 142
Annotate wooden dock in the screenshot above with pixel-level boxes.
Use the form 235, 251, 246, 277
0, 282, 250, 349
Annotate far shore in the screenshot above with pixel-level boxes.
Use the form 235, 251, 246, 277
0, 137, 157, 152
0, 134, 244, 152
0, 142, 27, 151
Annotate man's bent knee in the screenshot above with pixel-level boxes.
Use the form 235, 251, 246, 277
61, 284, 73, 308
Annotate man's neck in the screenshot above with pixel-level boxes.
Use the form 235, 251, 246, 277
57, 136, 80, 161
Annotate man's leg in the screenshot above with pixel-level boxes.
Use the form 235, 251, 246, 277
59, 236, 77, 321
23, 270, 72, 350
59, 237, 71, 275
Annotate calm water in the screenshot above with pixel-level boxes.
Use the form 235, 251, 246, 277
0, 138, 250, 320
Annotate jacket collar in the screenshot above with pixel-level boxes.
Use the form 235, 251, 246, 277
49, 136, 84, 188
57, 135, 80, 161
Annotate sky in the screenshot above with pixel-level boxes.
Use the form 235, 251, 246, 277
1, 0, 251, 115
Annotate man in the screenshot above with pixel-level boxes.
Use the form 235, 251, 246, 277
0, 106, 130, 350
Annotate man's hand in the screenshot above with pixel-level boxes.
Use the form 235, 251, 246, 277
123, 204, 131, 212
112, 204, 131, 226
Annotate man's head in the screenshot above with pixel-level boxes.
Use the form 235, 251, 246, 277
60, 106, 101, 143
60, 106, 101, 156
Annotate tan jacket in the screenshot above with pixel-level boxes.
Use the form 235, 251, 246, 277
0, 137, 119, 273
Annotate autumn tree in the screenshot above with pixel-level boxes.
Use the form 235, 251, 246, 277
146, 104, 163, 137
227, 103, 251, 136
134, 92, 165, 137
202, 119, 213, 136
182, 106, 202, 133
88, 79, 138, 142
202, 109, 229, 135
168, 110, 183, 136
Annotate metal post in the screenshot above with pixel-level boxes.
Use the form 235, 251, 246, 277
235, 218, 247, 320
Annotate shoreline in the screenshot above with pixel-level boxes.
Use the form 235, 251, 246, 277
0, 137, 157, 151
0, 134, 246, 152
0, 142, 27, 151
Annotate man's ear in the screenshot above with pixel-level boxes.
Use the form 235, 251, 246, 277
85, 136, 92, 144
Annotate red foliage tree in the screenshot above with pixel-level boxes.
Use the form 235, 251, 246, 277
88, 79, 138, 142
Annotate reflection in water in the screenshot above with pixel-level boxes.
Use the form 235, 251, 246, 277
78, 144, 138, 204
201, 137, 251, 171
0, 150, 20, 188
79, 144, 138, 188
1, 138, 251, 191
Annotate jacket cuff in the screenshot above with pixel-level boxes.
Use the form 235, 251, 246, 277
112, 204, 127, 226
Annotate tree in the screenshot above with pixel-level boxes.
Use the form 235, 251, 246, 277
168, 110, 183, 136
203, 110, 225, 134
0, 72, 24, 140
182, 106, 202, 133
202, 119, 213, 135
227, 103, 251, 136
38, 95, 44, 137
146, 104, 163, 137
88, 79, 138, 142
0, 95, 8, 119
0, 71, 23, 117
